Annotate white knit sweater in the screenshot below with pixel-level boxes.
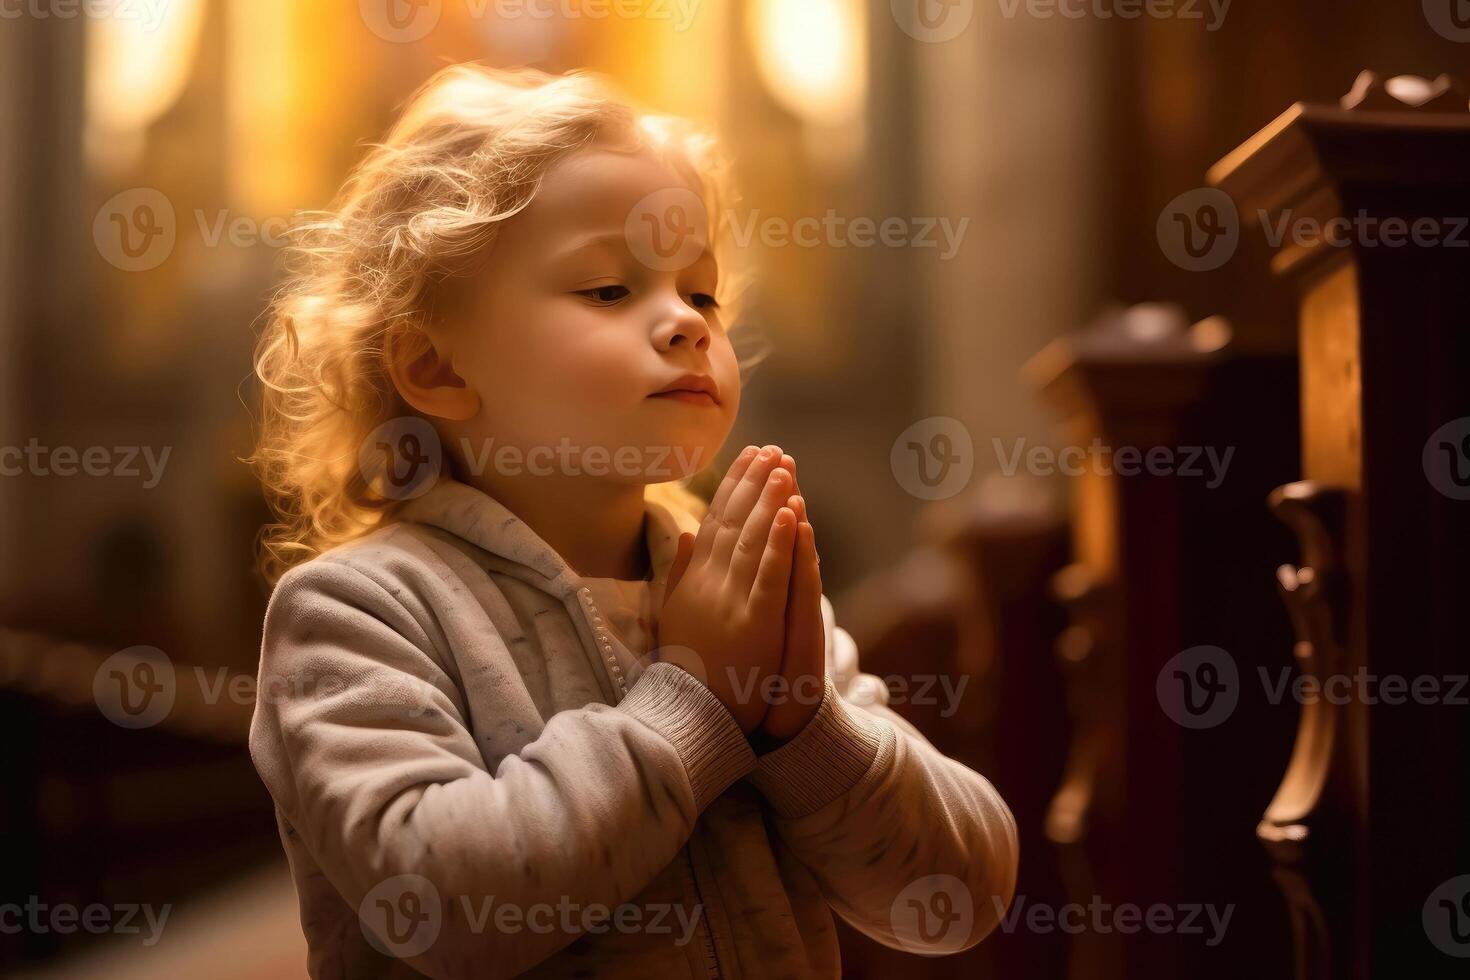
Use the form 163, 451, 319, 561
247, 478, 1018, 979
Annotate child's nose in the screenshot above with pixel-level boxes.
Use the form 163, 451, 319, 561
651, 301, 711, 352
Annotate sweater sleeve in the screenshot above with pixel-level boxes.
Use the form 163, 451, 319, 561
247, 558, 755, 980
746, 597, 1018, 956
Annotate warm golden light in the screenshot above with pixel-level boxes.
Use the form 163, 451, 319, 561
85, 0, 206, 172
226, 0, 369, 215
746, 0, 867, 125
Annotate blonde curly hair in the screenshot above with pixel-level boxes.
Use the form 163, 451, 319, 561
249, 64, 740, 586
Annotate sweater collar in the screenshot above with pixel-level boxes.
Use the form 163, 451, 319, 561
395, 478, 696, 597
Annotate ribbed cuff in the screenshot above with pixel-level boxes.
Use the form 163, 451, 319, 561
748, 677, 885, 819
616, 662, 757, 811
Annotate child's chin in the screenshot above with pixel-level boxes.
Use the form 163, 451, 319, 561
629, 425, 728, 480
628, 442, 716, 485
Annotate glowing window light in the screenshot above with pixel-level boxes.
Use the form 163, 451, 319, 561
85, 0, 206, 171
746, 0, 867, 124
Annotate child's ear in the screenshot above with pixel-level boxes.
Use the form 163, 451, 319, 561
385, 325, 480, 422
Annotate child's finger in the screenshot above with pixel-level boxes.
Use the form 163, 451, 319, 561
779, 453, 799, 494
711, 446, 782, 565
665, 532, 695, 596
785, 522, 824, 671
729, 467, 792, 590
693, 446, 757, 561
777, 459, 812, 530
760, 522, 824, 738
700, 447, 757, 537
788, 494, 807, 525
749, 507, 798, 614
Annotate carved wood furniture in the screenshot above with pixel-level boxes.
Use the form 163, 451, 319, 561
1212, 71, 1470, 980
1028, 302, 1303, 979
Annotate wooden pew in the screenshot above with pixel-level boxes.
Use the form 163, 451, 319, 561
1212, 71, 1470, 980
1026, 302, 1302, 978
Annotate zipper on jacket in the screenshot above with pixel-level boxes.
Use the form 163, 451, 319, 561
575, 586, 722, 978
575, 586, 628, 698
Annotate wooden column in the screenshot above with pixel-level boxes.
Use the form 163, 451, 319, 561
1027, 303, 1226, 980
1212, 72, 1470, 980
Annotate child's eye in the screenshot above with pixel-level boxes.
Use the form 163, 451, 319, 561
575, 285, 629, 304
690, 293, 719, 310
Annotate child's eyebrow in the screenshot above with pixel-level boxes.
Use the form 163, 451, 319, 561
551, 230, 719, 277
551, 232, 628, 262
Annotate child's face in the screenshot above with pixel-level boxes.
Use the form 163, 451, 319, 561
446, 145, 740, 484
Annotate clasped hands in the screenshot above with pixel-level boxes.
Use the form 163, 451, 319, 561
656, 445, 825, 750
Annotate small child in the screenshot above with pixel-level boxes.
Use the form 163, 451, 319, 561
247, 64, 1017, 979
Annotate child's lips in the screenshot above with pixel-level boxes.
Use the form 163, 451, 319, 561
648, 389, 719, 406
649, 373, 721, 405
